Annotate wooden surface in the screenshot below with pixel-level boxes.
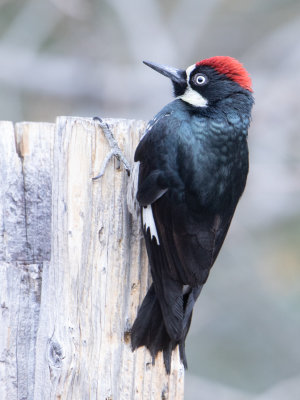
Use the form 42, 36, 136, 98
0, 117, 184, 400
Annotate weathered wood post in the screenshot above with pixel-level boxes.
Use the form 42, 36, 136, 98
0, 118, 184, 399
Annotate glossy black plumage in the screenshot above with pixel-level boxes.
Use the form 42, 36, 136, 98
131, 58, 254, 373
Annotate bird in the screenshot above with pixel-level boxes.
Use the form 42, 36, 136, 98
130, 56, 254, 374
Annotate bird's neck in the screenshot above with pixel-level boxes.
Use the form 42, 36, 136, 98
177, 91, 253, 124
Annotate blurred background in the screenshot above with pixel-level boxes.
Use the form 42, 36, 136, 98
1, 0, 299, 399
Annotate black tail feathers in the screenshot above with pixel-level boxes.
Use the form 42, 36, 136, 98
131, 284, 190, 374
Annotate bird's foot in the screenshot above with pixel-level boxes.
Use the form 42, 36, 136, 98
92, 117, 131, 180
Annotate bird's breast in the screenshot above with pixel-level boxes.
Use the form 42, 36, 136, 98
181, 129, 248, 212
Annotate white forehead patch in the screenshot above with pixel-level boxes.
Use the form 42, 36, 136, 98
178, 63, 208, 108
186, 64, 196, 80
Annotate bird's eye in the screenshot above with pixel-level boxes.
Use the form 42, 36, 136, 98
193, 73, 208, 86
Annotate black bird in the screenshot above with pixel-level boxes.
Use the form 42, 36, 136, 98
131, 56, 254, 373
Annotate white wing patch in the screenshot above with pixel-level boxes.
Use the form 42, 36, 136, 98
142, 205, 160, 244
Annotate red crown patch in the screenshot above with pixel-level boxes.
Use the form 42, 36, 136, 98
196, 56, 253, 92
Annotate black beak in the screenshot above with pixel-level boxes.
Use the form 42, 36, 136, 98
143, 60, 186, 85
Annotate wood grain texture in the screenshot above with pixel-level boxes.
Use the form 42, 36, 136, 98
0, 121, 54, 399
0, 118, 184, 400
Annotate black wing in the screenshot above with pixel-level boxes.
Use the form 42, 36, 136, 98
141, 194, 233, 342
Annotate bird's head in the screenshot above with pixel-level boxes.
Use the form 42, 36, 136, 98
143, 56, 253, 108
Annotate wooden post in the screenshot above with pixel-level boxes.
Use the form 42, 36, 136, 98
0, 118, 184, 400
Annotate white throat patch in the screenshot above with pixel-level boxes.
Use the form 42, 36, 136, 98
178, 64, 208, 108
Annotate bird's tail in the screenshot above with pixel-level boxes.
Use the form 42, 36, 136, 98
131, 284, 190, 373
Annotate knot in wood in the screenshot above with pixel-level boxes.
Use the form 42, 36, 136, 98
47, 339, 63, 368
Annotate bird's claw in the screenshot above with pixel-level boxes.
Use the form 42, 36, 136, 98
93, 117, 131, 180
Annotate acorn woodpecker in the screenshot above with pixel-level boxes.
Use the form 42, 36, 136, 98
131, 56, 254, 373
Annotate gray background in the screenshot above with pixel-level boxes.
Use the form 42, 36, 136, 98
0, 1, 299, 398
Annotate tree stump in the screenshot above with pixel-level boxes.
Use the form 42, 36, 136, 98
0, 117, 184, 400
